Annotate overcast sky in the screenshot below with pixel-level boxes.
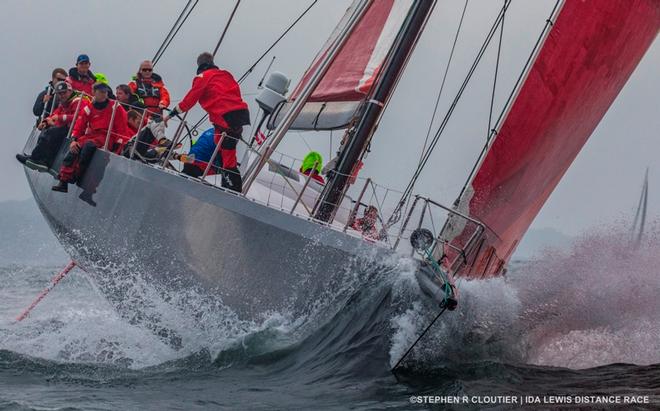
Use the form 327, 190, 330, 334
0, 0, 658, 235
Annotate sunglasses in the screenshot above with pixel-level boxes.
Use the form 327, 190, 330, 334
141, 68, 153, 72
56, 90, 69, 95
55, 78, 67, 82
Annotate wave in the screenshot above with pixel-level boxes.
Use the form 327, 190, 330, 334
1, 222, 659, 381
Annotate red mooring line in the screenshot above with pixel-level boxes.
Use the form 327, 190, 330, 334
15, 260, 77, 322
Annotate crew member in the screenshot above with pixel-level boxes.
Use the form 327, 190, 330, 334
33, 68, 68, 118
351, 206, 381, 241
128, 60, 170, 117
164, 53, 249, 192
114, 110, 141, 154
116, 84, 145, 113
52, 83, 128, 193
94, 73, 116, 99
18, 81, 87, 169
299, 151, 325, 184
66, 54, 95, 96
178, 127, 222, 178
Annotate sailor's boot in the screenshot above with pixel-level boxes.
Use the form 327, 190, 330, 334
51, 180, 68, 193
16, 153, 30, 164
79, 191, 97, 207
25, 159, 50, 173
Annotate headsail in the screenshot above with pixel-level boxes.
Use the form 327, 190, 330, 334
439, 0, 660, 278
269, 0, 414, 131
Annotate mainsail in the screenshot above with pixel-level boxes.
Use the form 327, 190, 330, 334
439, 0, 660, 278
269, 0, 414, 130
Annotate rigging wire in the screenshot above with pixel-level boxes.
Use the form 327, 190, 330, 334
417, 0, 469, 165
212, 0, 242, 57
456, 0, 561, 201
152, 0, 194, 63
486, 0, 506, 141
189, 0, 320, 133
153, 0, 201, 66
386, 1, 511, 226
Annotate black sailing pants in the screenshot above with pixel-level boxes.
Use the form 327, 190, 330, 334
30, 126, 68, 166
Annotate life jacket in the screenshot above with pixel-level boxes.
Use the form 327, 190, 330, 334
135, 78, 161, 100
129, 73, 170, 111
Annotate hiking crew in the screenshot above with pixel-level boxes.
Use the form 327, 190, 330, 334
164, 52, 250, 193
18, 81, 87, 170
33, 68, 68, 119
128, 60, 170, 118
66, 54, 95, 96
94, 72, 116, 99
351, 206, 381, 241
52, 83, 128, 193
116, 84, 145, 113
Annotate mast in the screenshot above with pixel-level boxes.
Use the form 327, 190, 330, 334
314, 0, 436, 222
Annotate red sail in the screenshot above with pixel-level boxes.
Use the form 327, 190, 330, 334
270, 0, 414, 130
441, 0, 660, 278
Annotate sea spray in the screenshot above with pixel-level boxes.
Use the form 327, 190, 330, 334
387, 221, 660, 371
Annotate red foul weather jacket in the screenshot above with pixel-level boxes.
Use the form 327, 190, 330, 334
48, 95, 88, 127
114, 122, 139, 154
67, 67, 95, 97
175, 65, 250, 129
72, 100, 129, 148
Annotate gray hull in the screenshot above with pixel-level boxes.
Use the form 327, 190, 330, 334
25, 151, 394, 318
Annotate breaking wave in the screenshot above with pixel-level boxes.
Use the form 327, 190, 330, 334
0, 221, 659, 400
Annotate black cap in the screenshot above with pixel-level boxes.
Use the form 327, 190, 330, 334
93, 82, 111, 93
54, 81, 72, 93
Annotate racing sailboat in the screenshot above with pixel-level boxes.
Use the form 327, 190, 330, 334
20, 0, 659, 324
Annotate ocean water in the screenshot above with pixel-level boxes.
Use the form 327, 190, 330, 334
1, 225, 659, 410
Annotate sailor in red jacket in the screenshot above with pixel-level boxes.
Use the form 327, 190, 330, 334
52, 83, 128, 193
66, 54, 95, 96
164, 52, 250, 192
18, 81, 88, 170
128, 60, 171, 117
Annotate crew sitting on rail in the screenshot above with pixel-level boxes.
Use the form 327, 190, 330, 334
52, 83, 128, 193
299, 151, 325, 184
176, 127, 222, 178
113, 110, 142, 154
116, 84, 145, 113
163, 52, 250, 193
120, 116, 168, 159
67, 54, 95, 96
18, 81, 87, 171
128, 60, 170, 118
32, 68, 68, 120
351, 205, 381, 241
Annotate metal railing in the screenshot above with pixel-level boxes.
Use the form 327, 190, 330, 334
23, 94, 489, 263
392, 195, 487, 275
